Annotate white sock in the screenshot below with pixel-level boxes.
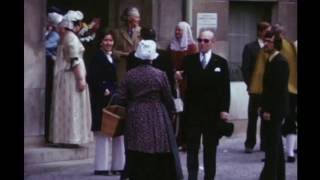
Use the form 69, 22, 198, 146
286, 134, 297, 157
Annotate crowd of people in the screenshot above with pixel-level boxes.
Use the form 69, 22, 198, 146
44, 5, 297, 180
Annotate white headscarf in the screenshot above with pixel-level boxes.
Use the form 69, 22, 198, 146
58, 19, 74, 30
134, 40, 159, 60
48, 12, 63, 27
63, 10, 84, 22
170, 21, 195, 51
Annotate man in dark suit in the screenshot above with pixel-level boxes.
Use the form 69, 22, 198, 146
127, 27, 176, 96
241, 21, 271, 153
178, 30, 230, 180
259, 30, 289, 180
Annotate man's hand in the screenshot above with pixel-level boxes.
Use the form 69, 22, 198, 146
104, 88, 111, 96
51, 55, 57, 61
175, 71, 184, 80
220, 111, 229, 121
262, 112, 271, 121
76, 79, 86, 92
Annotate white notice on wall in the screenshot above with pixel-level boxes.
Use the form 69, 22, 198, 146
196, 13, 218, 37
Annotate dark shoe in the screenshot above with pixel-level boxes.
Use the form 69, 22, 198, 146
94, 170, 110, 175
287, 156, 295, 163
111, 170, 123, 176
261, 158, 266, 162
245, 148, 253, 153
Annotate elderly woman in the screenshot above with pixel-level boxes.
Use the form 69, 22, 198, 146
49, 17, 93, 147
88, 31, 125, 176
169, 21, 197, 72
168, 21, 197, 151
116, 40, 183, 180
112, 7, 141, 83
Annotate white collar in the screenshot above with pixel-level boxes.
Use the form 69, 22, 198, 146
268, 51, 280, 62
200, 49, 212, 58
105, 51, 112, 56
104, 51, 113, 63
258, 38, 265, 48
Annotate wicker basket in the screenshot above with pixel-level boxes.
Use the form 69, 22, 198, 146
101, 105, 126, 137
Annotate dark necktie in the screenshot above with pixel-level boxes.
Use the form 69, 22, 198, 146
128, 29, 133, 38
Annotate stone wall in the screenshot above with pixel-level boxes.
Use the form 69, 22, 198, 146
152, 0, 183, 49
24, 0, 46, 143
272, 0, 297, 41
192, 0, 229, 59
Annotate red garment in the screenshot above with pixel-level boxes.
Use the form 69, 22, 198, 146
169, 43, 197, 70
169, 43, 197, 97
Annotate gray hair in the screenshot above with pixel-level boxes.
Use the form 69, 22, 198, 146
121, 7, 140, 22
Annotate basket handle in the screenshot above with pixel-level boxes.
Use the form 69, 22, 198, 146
175, 80, 181, 98
106, 94, 116, 108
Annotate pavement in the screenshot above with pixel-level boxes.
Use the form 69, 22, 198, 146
24, 132, 297, 180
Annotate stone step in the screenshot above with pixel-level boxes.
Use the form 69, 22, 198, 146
24, 120, 248, 165
24, 142, 95, 165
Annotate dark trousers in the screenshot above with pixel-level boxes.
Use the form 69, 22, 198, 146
126, 150, 177, 180
259, 115, 285, 180
282, 93, 297, 135
176, 111, 187, 148
45, 57, 54, 143
245, 94, 266, 150
187, 126, 219, 180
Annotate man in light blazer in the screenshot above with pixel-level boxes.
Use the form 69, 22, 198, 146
177, 30, 230, 180
112, 7, 141, 83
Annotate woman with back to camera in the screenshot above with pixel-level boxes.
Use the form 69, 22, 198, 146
116, 40, 183, 180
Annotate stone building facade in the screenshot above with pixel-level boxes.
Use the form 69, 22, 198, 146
25, 0, 297, 145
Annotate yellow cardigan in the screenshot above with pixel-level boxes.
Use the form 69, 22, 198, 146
282, 39, 297, 94
249, 39, 297, 94
249, 50, 268, 94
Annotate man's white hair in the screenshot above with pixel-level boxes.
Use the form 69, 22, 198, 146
200, 30, 215, 40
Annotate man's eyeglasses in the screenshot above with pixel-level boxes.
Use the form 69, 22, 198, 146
197, 38, 210, 43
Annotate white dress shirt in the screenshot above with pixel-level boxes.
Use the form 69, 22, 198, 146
258, 38, 265, 48
104, 51, 113, 64
268, 51, 280, 62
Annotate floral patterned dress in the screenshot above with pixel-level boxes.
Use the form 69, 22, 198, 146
117, 64, 183, 179
49, 31, 93, 145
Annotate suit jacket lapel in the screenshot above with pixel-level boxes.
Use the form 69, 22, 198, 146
206, 53, 218, 70
99, 50, 116, 70
196, 53, 203, 68
201, 53, 215, 70
120, 28, 134, 46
